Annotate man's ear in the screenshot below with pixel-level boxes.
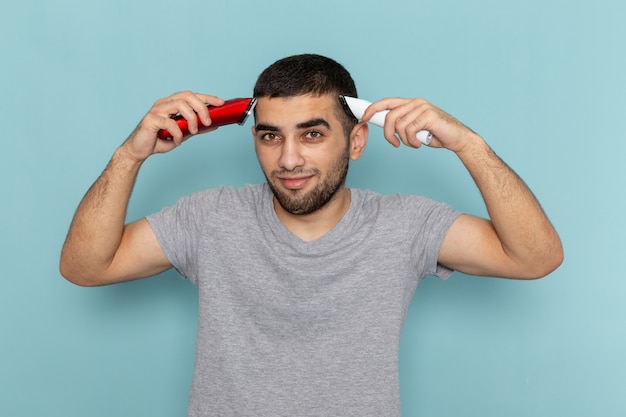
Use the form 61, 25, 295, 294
251, 126, 258, 153
349, 122, 368, 161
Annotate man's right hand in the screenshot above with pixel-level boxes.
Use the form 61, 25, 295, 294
122, 91, 225, 162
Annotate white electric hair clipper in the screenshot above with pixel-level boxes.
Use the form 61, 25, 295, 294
339, 96, 433, 145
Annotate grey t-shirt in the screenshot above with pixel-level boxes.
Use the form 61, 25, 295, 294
147, 183, 460, 417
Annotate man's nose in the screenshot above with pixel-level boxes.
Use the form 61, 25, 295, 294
278, 138, 305, 171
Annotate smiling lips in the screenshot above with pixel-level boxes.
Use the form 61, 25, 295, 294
277, 175, 314, 190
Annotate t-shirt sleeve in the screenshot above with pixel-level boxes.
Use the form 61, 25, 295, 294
145, 193, 206, 283
398, 194, 461, 282
422, 201, 460, 281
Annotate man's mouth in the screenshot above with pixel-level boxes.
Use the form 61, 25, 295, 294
276, 175, 314, 190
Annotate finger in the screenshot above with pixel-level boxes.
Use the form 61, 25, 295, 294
160, 116, 185, 145
384, 102, 417, 148
157, 92, 225, 129
185, 93, 225, 127
382, 111, 402, 148
196, 93, 225, 107
360, 103, 377, 122
361, 98, 405, 121
397, 108, 427, 148
396, 100, 437, 147
169, 101, 198, 135
169, 92, 206, 134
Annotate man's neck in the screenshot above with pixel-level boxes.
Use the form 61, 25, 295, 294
273, 188, 352, 242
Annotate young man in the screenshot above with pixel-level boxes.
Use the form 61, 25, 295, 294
60, 54, 563, 416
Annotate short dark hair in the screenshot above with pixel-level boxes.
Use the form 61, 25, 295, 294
253, 54, 358, 138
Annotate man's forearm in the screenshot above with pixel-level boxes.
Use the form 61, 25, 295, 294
60, 146, 143, 284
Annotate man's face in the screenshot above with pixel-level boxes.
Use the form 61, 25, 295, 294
252, 94, 352, 215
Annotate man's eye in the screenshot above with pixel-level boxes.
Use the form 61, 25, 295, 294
261, 133, 279, 141
305, 131, 322, 140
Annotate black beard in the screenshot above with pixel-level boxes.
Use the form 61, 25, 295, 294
266, 148, 350, 215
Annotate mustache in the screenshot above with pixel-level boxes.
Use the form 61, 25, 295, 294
271, 168, 320, 177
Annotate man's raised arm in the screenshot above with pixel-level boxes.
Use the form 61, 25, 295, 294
60, 91, 224, 286
362, 97, 563, 279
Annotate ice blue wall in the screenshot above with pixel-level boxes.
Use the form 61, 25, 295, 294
2, 0, 624, 415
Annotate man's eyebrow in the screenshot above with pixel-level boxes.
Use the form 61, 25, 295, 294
255, 118, 332, 132
255, 123, 279, 132
296, 118, 331, 130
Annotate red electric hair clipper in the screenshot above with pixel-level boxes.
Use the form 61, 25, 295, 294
157, 97, 256, 140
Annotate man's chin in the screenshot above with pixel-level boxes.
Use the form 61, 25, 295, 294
273, 194, 315, 215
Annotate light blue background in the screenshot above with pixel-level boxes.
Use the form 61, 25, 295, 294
1, 0, 624, 416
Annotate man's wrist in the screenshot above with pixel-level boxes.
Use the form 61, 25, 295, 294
113, 145, 147, 170
453, 132, 489, 161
